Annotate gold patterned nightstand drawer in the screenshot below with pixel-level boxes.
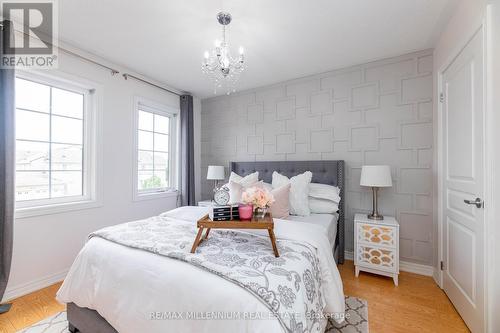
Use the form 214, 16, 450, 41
356, 245, 396, 270
357, 223, 396, 247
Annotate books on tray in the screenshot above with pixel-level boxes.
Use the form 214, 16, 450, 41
209, 204, 240, 221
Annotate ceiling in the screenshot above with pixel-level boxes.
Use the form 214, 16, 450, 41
58, 0, 457, 98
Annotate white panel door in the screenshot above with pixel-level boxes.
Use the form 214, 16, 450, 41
442, 28, 485, 333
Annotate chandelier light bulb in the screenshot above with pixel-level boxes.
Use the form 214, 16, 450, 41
202, 12, 245, 95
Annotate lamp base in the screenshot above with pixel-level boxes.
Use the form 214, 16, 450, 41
367, 213, 384, 220
368, 187, 384, 220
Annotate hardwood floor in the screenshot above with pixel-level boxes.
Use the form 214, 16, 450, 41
0, 261, 469, 333
0, 282, 64, 333
339, 260, 469, 333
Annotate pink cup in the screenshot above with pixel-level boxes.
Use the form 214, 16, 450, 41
238, 204, 253, 220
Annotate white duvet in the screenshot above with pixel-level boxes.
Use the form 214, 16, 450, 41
57, 206, 345, 333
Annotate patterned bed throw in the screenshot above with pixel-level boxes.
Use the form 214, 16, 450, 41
90, 216, 328, 333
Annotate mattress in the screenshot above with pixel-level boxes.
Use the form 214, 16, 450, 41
286, 213, 338, 247
57, 206, 346, 333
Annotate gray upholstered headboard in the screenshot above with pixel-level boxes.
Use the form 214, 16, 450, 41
230, 160, 345, 264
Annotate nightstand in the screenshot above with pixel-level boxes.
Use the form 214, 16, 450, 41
354, 213, 399, 286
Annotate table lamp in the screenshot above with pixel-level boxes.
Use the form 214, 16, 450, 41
360, 165, 392, 220
207, 165, 225, 190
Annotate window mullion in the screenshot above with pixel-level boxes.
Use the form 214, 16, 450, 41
16, 107, 83, 120
152, 114, 155, 172
81, 92, 85, 196
169, 117, 173, 187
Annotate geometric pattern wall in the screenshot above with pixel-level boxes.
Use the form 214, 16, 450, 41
200, 50, 433, 265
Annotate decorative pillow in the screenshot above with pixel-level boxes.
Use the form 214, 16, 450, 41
226, 181, 244, 205
272, 171, 312, 216
309, 197, 339, 214
226, 180, 264, 204
262, 182, 273, 192
309, 183, 341, 203
269, 184, 291, 219
229, 171, 259, 187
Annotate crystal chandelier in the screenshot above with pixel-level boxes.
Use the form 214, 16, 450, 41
202, 12, 245, 94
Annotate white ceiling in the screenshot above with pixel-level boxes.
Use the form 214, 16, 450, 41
58, 0, 457, 98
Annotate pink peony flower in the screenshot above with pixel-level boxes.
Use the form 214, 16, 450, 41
241, 186, 275, 208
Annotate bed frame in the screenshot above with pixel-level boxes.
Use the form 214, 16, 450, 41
67, 160, 345, 333
231, 160, 345, 264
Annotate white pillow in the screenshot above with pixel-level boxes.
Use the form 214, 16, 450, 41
226, 179, 264, 204
309, 198, 339, 214
229, 171, 259, 187
272, 171, 312, 216
262, 182, 273, 192
309, 183, 341, 203
226, 181, 244, 205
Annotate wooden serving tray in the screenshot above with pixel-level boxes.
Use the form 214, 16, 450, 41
190, 213, 279, 257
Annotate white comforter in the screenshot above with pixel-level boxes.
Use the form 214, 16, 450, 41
57, 206, 345, 333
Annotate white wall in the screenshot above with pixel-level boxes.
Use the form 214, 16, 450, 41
3, 45, 200, 301
200, 50, 435, 266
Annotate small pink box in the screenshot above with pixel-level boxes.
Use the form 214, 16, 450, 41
238, 204, 253, 220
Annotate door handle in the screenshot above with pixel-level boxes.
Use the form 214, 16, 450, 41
464, 198, 483, 208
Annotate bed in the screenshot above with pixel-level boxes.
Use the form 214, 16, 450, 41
230, 160, 345, 264
286, 213, 338, 248
58, 160, 345, 333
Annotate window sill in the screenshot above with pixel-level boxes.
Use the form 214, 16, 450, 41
15, 199, 103, 219
133, 189, 179, 202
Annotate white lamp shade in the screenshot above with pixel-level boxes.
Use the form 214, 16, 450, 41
207, 165, 225, 180
360, 165, 392, 187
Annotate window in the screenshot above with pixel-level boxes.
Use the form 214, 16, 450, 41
15, 72, 99, 216
134, 99, 178, 199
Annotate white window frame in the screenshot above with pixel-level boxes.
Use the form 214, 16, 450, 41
15, 70, 103, 218
133, 97, 179, 201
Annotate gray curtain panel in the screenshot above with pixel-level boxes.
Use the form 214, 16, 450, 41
180, 95, 195, 206
0, 20, 15, 305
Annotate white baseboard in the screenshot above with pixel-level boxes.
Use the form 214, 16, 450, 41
344, 251, 434, 277
344, 251, 354, 260
433, 269, 442, 287
399, 261, 435, 276
3, 269, 68, 302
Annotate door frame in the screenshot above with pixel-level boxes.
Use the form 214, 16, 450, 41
436, 21, 492, 332
485, 4, 500, 332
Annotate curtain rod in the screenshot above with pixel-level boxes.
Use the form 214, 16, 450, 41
122, 73, 185, 96
2, 21, 187, 96
1, 21, 120, 75
58, 47, 119, 75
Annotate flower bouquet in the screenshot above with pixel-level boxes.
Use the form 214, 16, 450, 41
241, 186, 275, 219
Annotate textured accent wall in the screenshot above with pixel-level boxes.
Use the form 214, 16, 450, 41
200, 50, 433, 265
